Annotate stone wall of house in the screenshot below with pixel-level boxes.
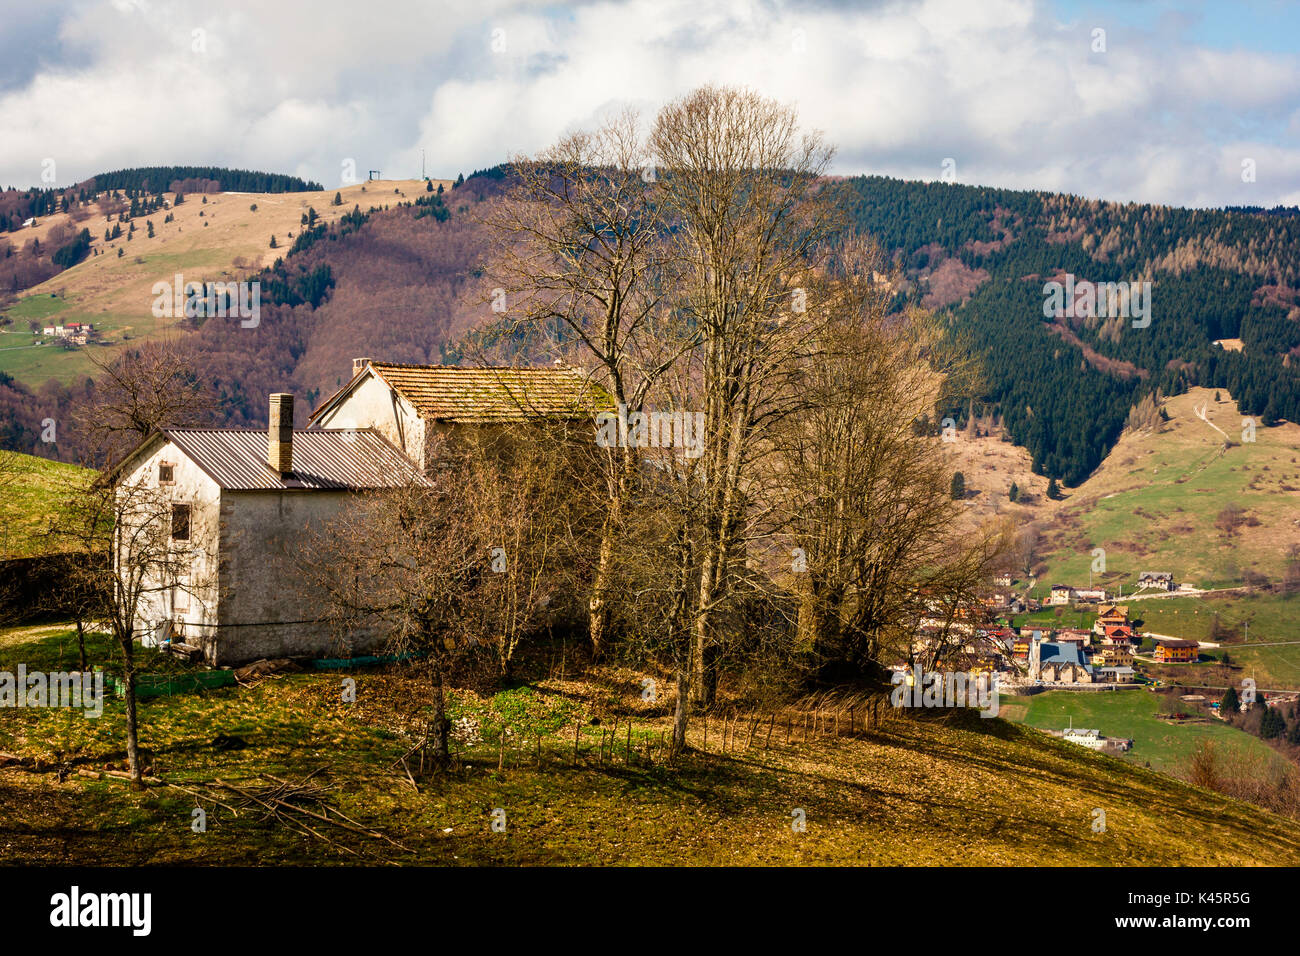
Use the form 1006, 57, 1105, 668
124, 439, 222, 650
314, 373, 426, 469
214, 488, 387, 665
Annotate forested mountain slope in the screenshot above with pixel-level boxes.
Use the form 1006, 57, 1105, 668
840, 176, 1300, 482
2, 166, 1297, 486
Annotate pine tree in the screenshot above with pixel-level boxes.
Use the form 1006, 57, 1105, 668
1047, 477, 1062, 500
1220, 686, 1238, 713
950, 472, 965, 500
1260, 706, 1285, 739
269, 235, 277, 248
1009, 481, 1019, 502
332, 191, 343, 206
1288, 714, 1300, 746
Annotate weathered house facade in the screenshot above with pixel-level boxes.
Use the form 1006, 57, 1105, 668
112, 362, 611, 667
114, 394, 423, 665
308, 359, 611, 470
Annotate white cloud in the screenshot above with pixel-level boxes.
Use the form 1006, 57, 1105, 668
0, 0, 1297, 209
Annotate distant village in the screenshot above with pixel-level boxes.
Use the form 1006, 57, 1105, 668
899, 571, 1202, 690
891, 574, 1217, 755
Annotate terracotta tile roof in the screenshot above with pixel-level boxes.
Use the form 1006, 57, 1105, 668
366, 363, 614, 424
164, 428, 425, 491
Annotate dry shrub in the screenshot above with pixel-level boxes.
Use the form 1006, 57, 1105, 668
1182, 740, 1300, 819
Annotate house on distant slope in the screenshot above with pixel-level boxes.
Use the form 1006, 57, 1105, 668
1138, 571, 1175, 591
1152, 637, 1199, 663
1093, 603, 1129, 636
110, 393, 425, 665
308, 359, 613, 470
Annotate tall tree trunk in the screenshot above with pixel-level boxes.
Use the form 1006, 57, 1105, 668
671, 664, 691, 757
76, 618, 87, 672
429, 663, 451, 769
669, 527, 694, 756
587, 492, 623, 661
796, 573, 825, 651
691, 557, 718, 706
120, 632, 141, 786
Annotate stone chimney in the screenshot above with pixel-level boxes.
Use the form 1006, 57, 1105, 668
268, 393, 294, 473
352, 357, 372, 377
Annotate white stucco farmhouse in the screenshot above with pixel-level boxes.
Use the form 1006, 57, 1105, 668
109, 393, 424, 665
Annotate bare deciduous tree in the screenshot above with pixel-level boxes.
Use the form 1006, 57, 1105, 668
306, 455, 476, 771
649, 85, 842, 706
50, 468, 213, 785
482, 113, 687, 660
42, 336, 218, 785
77, 337, 215, 465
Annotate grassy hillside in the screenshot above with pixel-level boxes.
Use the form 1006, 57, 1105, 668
1031, 387, 1300, 590
0, 178, 451, 385
1123, 591, 1300, 690
0, 451, 92, 558
998, 689, 1285, 774
2, 625, 1299, 865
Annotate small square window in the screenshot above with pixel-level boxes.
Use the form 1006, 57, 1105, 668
159, 463, 174, 484
171, 504, 191, 541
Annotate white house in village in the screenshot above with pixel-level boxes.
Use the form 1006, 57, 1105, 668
1137, 571, 1176, 591
309, 358, 611, 470
1048, 584, 1073, 605
111, 393, 424, 665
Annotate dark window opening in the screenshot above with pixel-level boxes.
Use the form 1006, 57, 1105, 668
159, 463, 174, 483
171, 504, 191, 541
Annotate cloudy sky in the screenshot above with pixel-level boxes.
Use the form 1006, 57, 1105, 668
1, 0, 1297, 208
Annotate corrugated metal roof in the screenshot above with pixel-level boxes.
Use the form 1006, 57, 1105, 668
165, 428, 425, 491
363, 363, 613, 424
